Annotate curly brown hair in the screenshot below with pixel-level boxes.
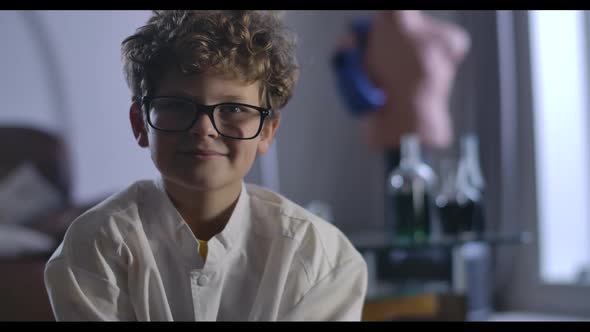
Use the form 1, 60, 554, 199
121, 10, 299, 112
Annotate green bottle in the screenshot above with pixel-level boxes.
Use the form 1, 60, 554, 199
387, 134, 437, 245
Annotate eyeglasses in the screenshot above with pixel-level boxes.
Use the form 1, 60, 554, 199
141, 96, 272, 140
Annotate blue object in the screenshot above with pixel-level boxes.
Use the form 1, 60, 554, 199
331, 17, 385, 117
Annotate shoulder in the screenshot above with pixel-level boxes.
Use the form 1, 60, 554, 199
245, 184, 366, 278
68, 180, 153, 237
49, 180, 155, 263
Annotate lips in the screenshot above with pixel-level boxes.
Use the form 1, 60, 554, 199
178, 148, 227, 157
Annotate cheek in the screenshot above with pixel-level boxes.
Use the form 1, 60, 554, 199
149, 133, 178, 163
227, 140, 259, 169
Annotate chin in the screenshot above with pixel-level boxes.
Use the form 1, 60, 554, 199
157, 158, 246, 192
186, 178, 230, 191
167, 172, 237, 192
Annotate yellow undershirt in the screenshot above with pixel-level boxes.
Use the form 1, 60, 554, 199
197, 239, 208, 262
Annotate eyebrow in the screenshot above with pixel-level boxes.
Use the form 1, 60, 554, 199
215, 94, 252, 102
168, 92, 253, 103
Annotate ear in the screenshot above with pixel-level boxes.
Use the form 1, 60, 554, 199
257, 116, 281, 155
130, 102, 149, 148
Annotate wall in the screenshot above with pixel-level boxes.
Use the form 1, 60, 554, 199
279, 11, 385, 233
0, 10, 157, 204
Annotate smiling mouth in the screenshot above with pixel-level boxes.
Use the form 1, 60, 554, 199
178, 150, 227, 159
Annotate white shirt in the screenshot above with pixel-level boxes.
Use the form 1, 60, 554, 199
44, 179, 368, 321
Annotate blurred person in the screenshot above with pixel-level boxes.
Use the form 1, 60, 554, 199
334, 10, 470, 151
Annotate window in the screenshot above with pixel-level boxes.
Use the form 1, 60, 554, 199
500, 10, 590, 317
529, 10, 590, 286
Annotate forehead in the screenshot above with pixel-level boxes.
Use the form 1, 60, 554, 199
155, 68, 261, 104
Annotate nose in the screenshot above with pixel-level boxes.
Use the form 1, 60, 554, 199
189, 112, 218, 138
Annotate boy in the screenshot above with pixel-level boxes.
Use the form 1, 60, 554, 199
44, 10, 368, 321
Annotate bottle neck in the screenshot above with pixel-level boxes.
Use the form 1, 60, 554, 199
400, 133, 421, 166
460, 135, 485, 190
440, 159, 458, 195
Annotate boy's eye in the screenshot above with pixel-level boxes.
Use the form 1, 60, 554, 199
152, 99, 193, 112
214, 104, 261, 124
218, 105, 245, 113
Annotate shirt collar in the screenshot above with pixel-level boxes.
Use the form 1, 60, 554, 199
151, 177, 250, 252
215, 181, 250, 251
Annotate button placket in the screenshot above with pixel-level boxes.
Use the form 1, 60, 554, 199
190, 270, 201, 320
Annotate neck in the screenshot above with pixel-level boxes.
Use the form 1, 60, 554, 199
162, 179, 242, 241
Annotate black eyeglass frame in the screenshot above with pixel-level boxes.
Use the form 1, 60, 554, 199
140, 95, 272, 140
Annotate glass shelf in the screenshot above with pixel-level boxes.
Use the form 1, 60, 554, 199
365, 280, 452, 302
350, 230, 533, 253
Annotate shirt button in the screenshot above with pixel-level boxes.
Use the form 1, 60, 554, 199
197, 275, 209, 286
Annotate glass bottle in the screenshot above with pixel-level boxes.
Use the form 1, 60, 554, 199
435, 158, 480, 239
387, 134, 437, 245
435, 135, 486, 240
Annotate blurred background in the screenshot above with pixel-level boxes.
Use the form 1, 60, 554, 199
0, 10, 589, 321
